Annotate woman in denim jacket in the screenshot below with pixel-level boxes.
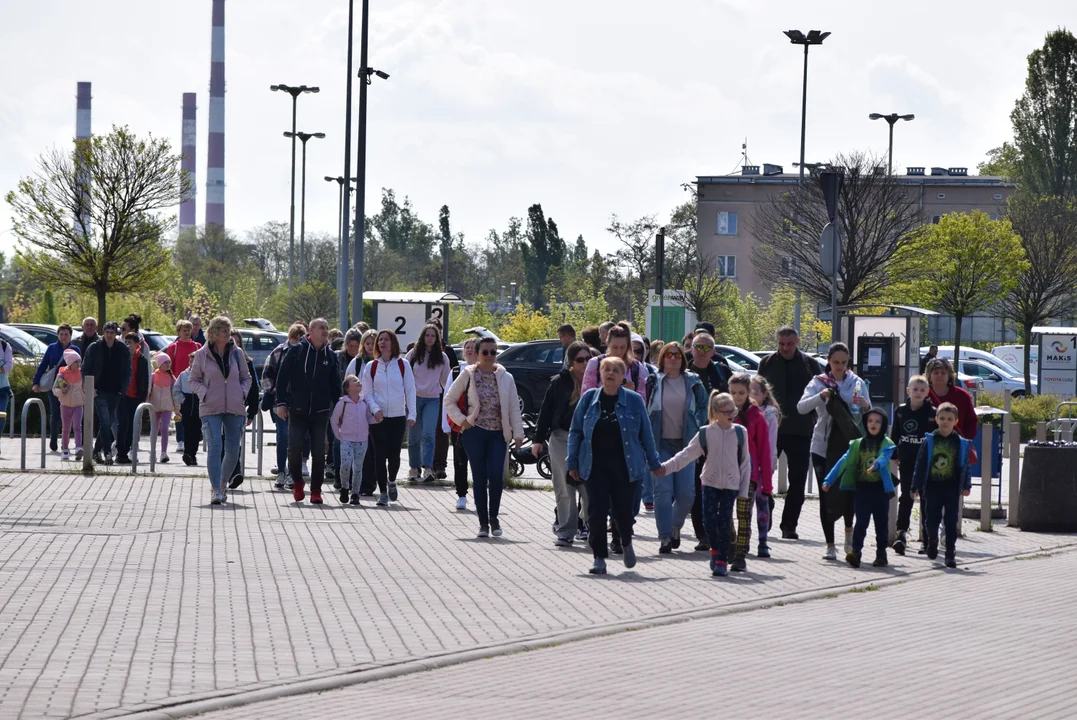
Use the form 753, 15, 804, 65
568, 357, 661, 575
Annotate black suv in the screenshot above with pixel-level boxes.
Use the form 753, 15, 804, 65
496, 339, 565, 413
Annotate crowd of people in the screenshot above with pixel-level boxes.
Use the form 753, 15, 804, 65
27, 312, 979, 575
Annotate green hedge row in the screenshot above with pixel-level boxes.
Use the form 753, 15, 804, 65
980, 391, 1077, 441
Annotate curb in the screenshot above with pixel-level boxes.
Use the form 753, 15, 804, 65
93, 542, 1077, 719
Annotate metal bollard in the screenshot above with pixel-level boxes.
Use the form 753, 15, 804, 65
131, 402, 157, 473
1036, 421, 1047, 443
8, 391, 14, 439
82, 377, 94, 473
20, 398, 46, 470
980, 424, 993, 532
777, 453, 788, 494
1002, 390, 1011, 459
1008, 423, 1021, 527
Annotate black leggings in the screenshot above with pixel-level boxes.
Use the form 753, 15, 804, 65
370, 416, 407, 493
813, 453, 854, 545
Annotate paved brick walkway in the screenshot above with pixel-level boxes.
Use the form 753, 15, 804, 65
0, 434, 1071, 719
206, 547, 1077, 719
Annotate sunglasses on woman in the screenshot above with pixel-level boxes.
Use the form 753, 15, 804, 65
480, 349, 497, 357
572, 355, 589, 364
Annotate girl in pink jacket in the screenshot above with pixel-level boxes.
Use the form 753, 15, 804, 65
331, 374, 376, 506
729, 373, 773, 571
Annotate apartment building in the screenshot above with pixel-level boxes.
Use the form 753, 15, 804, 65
695, 164, 1016, 301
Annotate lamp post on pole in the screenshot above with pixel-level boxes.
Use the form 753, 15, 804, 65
270, 84, 319, 319
285, 131, 325, 285
326, 175, 357, 329
868, 112, 915, 175
784, 29, 830, 188
352, 0, 390, 325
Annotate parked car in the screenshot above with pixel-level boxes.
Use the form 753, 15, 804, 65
243, 318, 278, 331
921, 346, 1025, 382
12, 323, 59, 346
463, 326, 512, 351
235, 328, 287, 375
992, 344, 1039, 377
0, 324, 49, 359
143, 331, 170, 353
715, 344, 760, 373
495, 339, 564, 413
751, 350, 774, 359
959, 359, 1036, 397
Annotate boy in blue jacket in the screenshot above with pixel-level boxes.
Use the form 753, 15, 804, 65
911, 402, 972, 569
823, 407, 897, 568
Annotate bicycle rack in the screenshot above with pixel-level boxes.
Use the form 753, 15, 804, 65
20, 398, 46, 470
131, 402, 157, 473
1047, 401, 1077, 442
253, 410, 264, 476
8, 390, 14, 439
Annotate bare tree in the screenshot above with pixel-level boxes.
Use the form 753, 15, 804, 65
997, 194, 1077, 392
667, 243, 728, 323
749, 151, 925, 306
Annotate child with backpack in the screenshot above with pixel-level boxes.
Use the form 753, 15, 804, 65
911, 402, 972, 569
52, 348, 85, 461
823, 407, 897, 568
728, 372, 773, 570
150, 353, 176, 462
890, 375, 936, 555
331, 374, 376, 505
750, 374, 781, 552
655, 391, 750, 576
171, 356, 201, 466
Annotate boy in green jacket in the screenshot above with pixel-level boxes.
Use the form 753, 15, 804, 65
823, 407, 896, 568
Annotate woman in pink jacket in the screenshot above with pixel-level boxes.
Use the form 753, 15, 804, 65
188, 316, 252, 505
728, 372, 773, 572
581, 323, 649, 405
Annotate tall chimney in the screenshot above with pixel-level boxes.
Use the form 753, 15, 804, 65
180, 93, 198, 231
75, 82, 92, 235
205, 0, 225, 228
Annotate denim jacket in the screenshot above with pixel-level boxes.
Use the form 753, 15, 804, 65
567, 386, 661, 483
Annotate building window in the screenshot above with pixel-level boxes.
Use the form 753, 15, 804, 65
936, 193, 946, 199
716, 211, 738, 235
716, 255, 736, 278
993, 193, 1003, 200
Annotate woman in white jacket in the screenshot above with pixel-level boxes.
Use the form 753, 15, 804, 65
361, 330, 417, 506
444, 337, 525, 538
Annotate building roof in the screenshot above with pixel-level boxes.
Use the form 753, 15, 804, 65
696, 171, 1014, 188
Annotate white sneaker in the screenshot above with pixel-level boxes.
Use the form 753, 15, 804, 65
160, 453, 169, 464
274, 472, 287, 489
844, 529, 853, 555
823, 545, 837, 561
422, 468, 436, 483
455, 496, 467, 510
302, 463, 310, 477
408, 467, 421, 482
61, 450, 71, 461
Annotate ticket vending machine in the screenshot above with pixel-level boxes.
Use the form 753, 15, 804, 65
856, 336, 901, 408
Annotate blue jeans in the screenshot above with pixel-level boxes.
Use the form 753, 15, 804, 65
203, 413, 244, 492
460, 426, 507, 527
0, 387, 10, 438
94, 393, 120, 454
407, 396, 441, 469
654, 438, 695, 539
642, 467, 654, 506
702, 486, 738, 565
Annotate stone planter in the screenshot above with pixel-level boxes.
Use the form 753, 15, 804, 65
1019, 444, 1077, 532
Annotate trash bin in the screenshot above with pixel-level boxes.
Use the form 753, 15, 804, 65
970, 407, 1005, 481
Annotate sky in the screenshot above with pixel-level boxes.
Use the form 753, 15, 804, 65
0, 0, 1071, 259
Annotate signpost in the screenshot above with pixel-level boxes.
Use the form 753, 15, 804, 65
1035, 329, 1077, 399
819, 171, 843, 343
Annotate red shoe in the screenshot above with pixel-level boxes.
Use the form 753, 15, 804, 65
293, 481, 305, 502
310, 492, 323, 505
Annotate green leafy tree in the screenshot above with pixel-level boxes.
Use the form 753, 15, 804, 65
7, 125, 191, 322
897, 211, 1028, 362
520, 204, 565, 309
1011, 29, 1077, 197
977, 142, 1022, 180
997, 194, 1077, 393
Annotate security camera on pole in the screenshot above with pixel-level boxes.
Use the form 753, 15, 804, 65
819, 170, 843, 343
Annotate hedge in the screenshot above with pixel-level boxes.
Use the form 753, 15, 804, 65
980, 391, 1077, 442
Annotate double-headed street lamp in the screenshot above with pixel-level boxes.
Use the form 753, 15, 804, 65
270, 84, 319, 311
784, 29, 831, 187
869, 112, 915, 175
284, 131, 325, 285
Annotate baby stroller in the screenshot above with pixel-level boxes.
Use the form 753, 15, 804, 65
509, 442, 552, 480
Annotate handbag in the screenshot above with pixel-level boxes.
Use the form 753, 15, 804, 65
39, 364, 58, 392
447, 374, 471, 433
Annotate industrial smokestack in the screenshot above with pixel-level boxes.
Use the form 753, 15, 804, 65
180, 93, 197, 231
205, 0, 225, 228
75, 81, 92, 235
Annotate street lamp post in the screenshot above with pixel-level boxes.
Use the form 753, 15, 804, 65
869, 112, 915, 174
326, 175, 357, 329
285, 131, 326, 285
784, 30, 830, 188
352, 0, 390, 325
270, 84, 319, 318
